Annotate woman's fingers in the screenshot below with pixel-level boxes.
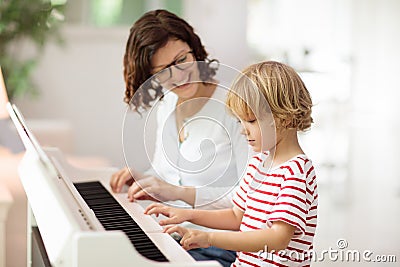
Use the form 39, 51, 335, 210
127, 182, 142, 201
127, 176, 166, 202
116, 168, 132, 193
144, 203, 166, 215
127, 178, 154, 201
110, 168, 123, 192
110, 167, 133, 193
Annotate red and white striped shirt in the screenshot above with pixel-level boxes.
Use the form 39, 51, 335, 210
232, 152, 318, 267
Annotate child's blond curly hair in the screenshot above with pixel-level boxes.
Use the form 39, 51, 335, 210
227, 61, 313, 131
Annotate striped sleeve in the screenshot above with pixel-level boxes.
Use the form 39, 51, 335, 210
268, 166, 308, 238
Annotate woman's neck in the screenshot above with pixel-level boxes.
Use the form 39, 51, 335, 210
175, 82, 216, 143
176, 82, 216, 117
176, 82, 216, 105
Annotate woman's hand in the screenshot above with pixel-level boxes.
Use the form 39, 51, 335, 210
127, 176, 194, 203
110, 167, 134, 193
163, 225, 212, 250
144, 203, 193, 225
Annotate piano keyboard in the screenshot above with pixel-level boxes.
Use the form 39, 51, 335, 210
74, 181, 169, 262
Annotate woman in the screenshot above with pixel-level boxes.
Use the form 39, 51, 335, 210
110, 9, 249, 210
110, 9, 249, 267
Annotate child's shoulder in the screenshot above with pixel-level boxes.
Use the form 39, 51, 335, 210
276, 154, 315, 178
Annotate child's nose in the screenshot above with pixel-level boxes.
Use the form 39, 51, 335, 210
240, 125, 249, 136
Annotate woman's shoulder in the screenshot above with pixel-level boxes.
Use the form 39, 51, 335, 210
161, 91, 178, 106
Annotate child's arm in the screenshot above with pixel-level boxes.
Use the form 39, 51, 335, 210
209, 221, 296, 252
144, 203, 243, 230
165, 221, 296, 252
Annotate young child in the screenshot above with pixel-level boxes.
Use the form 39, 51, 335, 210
145, 61, 318, 267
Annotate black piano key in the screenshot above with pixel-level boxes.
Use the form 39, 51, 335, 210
96, 214, 133, 222
80, 193, 115, 200
88, 203, 122, 212
94, 210, 126, 217
101, 221, 139, 229
74, 181, 168, 262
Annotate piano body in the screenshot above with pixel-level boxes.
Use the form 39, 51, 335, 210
20, 146, 221, 267
6, 102, 221, 267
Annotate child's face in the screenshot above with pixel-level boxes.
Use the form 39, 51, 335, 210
239, 113, 276, 153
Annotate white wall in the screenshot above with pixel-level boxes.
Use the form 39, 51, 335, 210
16, 26, 129, 167
183, 0, 249, 70
349, 0, 400, 195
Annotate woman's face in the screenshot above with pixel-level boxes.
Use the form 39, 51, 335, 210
151, 39, 200, 99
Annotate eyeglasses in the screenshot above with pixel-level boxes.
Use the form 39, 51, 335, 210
151, 51, 195, 86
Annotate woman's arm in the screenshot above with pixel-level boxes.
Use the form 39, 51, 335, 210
145, 204, 243, 231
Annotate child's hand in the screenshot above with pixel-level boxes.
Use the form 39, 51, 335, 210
144, 203, 193, 226
164, 225, 212, 250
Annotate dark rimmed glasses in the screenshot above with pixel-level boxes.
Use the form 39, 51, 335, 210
151, 50, 195, 87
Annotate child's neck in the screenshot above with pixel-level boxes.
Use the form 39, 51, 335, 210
264, 128, 304, 168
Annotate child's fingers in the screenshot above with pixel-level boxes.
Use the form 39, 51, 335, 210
181, 235, 197, 250
180, 231, 208, 250
164, 225, 187, 237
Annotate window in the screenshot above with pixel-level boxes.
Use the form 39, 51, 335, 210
64, 0, 182, 26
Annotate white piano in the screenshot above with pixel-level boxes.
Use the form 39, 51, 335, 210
8, 103, 221, 267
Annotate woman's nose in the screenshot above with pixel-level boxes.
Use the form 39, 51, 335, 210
169, 66, 187, 84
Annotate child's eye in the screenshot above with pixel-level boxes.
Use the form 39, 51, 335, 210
247, 119, 256, 123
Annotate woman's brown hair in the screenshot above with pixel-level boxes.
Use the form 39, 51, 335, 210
124, 9, 218, 112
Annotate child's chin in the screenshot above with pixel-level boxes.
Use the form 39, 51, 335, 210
250, 146, 261, 152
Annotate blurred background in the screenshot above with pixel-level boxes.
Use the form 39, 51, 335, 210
1, 0, 400, 266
